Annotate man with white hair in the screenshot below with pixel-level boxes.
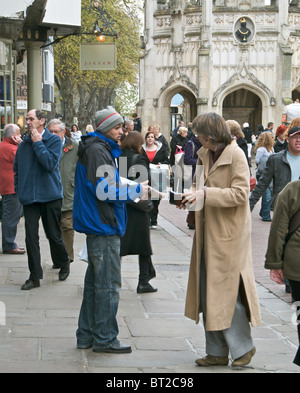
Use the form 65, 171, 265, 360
0, 124, 24, 254
48, 119, 79, 263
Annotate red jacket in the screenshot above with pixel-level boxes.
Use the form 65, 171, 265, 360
0, 137, 19, 195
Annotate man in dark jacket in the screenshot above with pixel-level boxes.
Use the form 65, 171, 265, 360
250, 127, 300, 211
265, 180, 300, 366
14, 109, 70, 290
132, 113, 142, 132
74, 106, 148, 354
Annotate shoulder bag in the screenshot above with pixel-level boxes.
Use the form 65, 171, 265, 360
127, 153, 153, 213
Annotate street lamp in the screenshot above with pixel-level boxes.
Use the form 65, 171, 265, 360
41, 4, 117, 49
93, 21, 106, 42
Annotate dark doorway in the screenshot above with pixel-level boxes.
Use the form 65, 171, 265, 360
222, 88, 262, 134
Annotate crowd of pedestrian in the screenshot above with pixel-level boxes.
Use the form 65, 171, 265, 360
1, 107, 300, 368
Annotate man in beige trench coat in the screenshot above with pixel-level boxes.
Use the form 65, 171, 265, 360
182, 113, 261, 368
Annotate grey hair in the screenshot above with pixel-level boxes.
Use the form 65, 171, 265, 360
47, 119, 65, 132
3, 124, 18, 138
125, 120, 133, 127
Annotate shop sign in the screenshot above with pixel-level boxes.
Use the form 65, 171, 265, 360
80, 43, 117, 71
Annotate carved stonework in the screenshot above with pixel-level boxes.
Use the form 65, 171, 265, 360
186, 0, 202, 7
139, 0, 295, 135
239, 0, 251, 10
212, 63, 276, 106
185, 13, 202, 26
156, 16, 172, 29
169, 0, 184, 14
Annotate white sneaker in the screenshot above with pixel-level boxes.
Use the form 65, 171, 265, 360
151, 225, 157, 229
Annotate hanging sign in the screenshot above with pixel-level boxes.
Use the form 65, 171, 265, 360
80, 43, 117, 71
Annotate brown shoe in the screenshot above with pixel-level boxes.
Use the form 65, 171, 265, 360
195, 355, 229, 367
3, 248, 25, 255
232, 347, 256, 368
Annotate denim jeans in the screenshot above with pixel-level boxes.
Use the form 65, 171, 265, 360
259, 187, 271, 221
76, 235, 121, 350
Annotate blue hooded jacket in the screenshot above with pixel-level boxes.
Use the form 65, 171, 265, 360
73, 132, 142, 237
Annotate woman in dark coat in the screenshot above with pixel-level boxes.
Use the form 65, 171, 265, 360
170, 127, 189, 166
120, 131, 157, 294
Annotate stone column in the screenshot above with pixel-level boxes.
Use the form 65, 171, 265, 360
26, 42, 42, 110
197, 0, 212, 114
280, 44, 293, 103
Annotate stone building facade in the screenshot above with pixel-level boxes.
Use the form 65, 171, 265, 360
138, 0, 300, 137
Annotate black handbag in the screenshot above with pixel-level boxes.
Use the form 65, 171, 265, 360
128, 199, 153, 213
127, 153, 153, 213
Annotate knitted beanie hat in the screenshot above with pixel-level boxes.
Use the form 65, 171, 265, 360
95, 106, 123, 134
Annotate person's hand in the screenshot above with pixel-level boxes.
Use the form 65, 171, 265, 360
270, 269, 284, 285
179, 189, 205, 210
30, 128, 42, 143
140, 180, 150, 200
11, 135, 22, 145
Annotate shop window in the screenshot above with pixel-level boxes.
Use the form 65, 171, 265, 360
0, 41, 15, 138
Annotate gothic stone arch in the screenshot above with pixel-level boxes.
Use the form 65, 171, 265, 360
157, 84, 197, 140
219, 83, 270, 132
212, 72, 275, 129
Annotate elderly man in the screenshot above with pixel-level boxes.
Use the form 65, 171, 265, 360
48, 119, 78, 262
14, 109, 70, 290
0, 124, 24, 254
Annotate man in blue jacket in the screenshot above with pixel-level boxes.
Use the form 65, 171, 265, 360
14, 109, 70, 290
74, 106, 149, 354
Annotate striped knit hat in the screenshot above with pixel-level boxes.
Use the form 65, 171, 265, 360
95, 106, 123, 134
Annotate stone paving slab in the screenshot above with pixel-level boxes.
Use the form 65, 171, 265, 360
0, 208, 300, 374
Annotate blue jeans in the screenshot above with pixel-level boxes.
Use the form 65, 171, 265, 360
76, 235, 121, 350
259, 187, 271, 221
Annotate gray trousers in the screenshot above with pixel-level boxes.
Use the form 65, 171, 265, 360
1, 194, 23, 252
200, 256, 254, 360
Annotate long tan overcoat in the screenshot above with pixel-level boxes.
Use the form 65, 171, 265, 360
184, 140, 261, 331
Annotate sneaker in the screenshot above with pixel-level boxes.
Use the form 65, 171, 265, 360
151, 225, 157, 229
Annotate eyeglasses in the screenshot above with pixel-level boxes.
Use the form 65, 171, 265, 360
50, 130, 63, 134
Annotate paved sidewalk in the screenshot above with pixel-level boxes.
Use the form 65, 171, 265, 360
0, 200, 299, 373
